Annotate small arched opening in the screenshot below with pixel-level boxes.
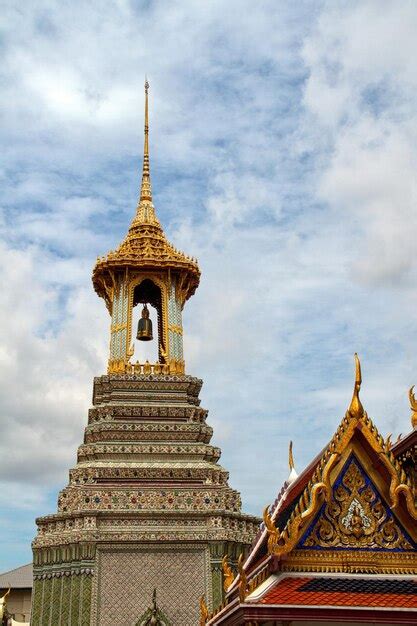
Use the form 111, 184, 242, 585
132, 278, 165, 363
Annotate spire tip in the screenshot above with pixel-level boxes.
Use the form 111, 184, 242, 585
288, 440, 298, 483
348, 353, 364, 419
139, 75, 152, 204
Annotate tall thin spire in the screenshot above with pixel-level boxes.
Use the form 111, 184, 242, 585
140, 78, 152, 203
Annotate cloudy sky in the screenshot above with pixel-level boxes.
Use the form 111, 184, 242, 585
1, 0, 417, 571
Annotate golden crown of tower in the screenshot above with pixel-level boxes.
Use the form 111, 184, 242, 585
92, 81, 200, 375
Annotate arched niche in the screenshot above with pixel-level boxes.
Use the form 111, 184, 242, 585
128, 276, 168, 363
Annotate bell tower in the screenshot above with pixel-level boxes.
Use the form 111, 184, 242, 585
93, 80, 199, 376
32, 82, 259, 626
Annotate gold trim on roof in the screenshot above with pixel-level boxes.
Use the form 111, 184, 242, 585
264, 355, 417, 560
283, 549, 417, 574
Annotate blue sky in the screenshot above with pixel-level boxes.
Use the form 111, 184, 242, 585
1, 0, 417, 571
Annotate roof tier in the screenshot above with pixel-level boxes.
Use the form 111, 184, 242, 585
92, 199, 200, 308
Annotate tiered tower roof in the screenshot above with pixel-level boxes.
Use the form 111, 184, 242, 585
93, 81, 200, 312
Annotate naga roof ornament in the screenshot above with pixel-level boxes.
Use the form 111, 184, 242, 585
409, 385, 417, 429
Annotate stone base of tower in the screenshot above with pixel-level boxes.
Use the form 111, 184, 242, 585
32, 374, 259, 626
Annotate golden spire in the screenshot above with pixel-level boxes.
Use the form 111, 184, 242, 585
409, 385, 417, 428
289, 440, 295, 470
140, 78, 152, 203
288, 440, 298, 483
348, 353, 364, 419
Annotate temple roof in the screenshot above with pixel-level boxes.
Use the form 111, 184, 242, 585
260, 355, 416, 560
252, 574, 417, 609
0, 563, 32, 589
207, 356, 417, 625
209, 574, 417, 624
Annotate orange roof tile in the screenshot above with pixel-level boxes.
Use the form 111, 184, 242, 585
258, 577, 417, 609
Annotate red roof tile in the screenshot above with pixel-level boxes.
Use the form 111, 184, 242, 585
258, 577, 417, 609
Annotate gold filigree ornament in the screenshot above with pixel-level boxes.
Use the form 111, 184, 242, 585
221, 555, 235, 592
199, 596, 209, 625
303, 458, 413, 550
263, 505, 279, 554
264, 452, 339, 557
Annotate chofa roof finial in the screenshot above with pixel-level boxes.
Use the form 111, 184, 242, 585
348, 353, 364, 419
409, 385, 417, 429
288, 440, 298, 483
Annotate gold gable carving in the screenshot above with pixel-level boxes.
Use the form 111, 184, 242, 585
301, 456, 413, 551
263, 356, 417, 564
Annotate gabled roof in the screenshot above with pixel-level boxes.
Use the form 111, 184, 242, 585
0, 563, 32, 589
254, 574, 417, 609
263, 355, 416, 563
208, 356, 417, 625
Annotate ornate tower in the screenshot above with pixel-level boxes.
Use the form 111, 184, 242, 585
93, 80, 199, 377
31, 83, 259, 626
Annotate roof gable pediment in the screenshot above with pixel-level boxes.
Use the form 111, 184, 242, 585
298, 452, 416, 552
262, 356, 417, 573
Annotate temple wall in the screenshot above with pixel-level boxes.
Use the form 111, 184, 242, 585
92, 545, 210, 626
31, 573, 92, 626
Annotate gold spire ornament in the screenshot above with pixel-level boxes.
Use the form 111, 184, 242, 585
140, 78, 152, 203
409, 385, 417, 428
288, 440, 298, 483
348, 353, 364, 419
289, 440, 295, 470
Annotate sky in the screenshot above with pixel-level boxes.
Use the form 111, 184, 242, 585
1, 0, 417, 572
